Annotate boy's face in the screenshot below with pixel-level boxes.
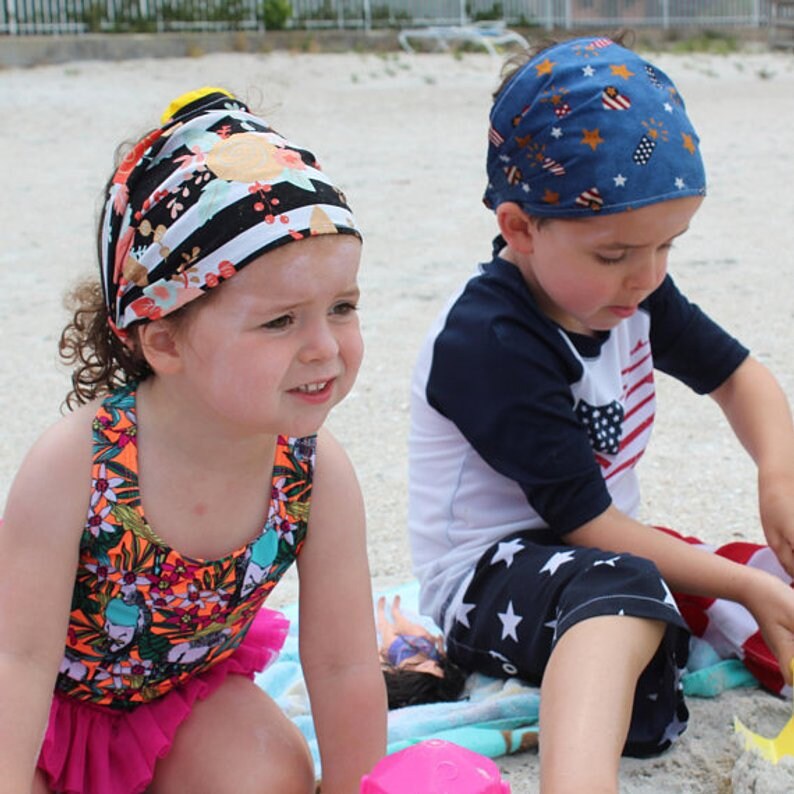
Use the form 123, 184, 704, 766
517, 196, 703, 336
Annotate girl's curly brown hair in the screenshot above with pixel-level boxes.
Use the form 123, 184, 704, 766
58, 138, 159, 411
58, 278, 152, 410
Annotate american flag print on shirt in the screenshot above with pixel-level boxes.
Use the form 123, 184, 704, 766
572, 334, 655, 483
602, 337, 654, 480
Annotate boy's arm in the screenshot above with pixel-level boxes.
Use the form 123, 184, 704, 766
297, 429, 387, 793
567, 504, 794, 684
0, 412, 91, 791
709, 356, 794, 575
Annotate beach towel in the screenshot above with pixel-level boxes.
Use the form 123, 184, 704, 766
256, 568, 768, 775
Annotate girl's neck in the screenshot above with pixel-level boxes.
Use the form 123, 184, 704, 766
132, 377, 279, 560
135, 377, 277, 473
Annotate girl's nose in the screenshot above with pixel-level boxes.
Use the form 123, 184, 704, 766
299, 320, 339, 363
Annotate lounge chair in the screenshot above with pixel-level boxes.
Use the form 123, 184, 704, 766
398, 20, 529, 56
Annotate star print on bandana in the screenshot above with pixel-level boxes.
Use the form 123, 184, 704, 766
484, 36, 705, 217
576, 399, 624, 455
581, 128, 605, 151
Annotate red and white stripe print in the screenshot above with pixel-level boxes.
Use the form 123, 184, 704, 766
488, 125, 505, 147
601, 87, 631, 111
541, 157, 566, 176
595, 338, 655, 481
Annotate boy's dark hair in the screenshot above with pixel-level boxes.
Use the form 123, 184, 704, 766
382, 655, 468, 709
493, 28, 635, 99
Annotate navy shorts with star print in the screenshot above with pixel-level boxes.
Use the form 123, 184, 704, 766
445, 530, 691, 757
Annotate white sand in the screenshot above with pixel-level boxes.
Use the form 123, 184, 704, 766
2, 48, 794, 792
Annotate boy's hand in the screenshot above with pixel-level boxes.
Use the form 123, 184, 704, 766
744, 569, 794, 686
759, 471, 794, 578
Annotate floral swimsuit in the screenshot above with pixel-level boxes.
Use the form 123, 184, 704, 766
56, 384, 315, 710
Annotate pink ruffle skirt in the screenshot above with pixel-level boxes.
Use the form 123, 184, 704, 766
37, 606, 289, 794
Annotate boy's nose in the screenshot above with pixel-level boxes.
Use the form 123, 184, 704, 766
626, 256, 666, 293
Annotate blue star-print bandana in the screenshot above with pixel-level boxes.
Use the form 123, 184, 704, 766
484, 37, 706, 217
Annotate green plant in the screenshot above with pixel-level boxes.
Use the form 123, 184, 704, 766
262, 0, 291, 30
669, 29, 739, 54
467, 2, 503, 22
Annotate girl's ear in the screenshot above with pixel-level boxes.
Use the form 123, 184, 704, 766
137, 320, 182, 375
495, 202, 538, 255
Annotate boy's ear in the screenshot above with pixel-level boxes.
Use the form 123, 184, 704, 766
496, 202, 537, 255
137, 320, 182, 375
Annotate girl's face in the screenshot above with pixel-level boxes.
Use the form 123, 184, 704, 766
515, 196, 703, 336
170, 234, 363, 439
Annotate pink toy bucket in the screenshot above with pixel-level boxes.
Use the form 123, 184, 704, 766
360, 739, 511, 793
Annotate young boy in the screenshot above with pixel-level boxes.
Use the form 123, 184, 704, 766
408, 36, 794, 793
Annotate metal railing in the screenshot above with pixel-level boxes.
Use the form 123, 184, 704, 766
0, 0, 774, 36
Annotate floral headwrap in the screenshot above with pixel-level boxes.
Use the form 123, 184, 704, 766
100, 86, 360, 334
484, 37, 706, 217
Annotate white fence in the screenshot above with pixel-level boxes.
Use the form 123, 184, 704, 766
0, 0, 775, 36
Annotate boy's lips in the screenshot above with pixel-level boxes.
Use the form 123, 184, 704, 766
609, 305, 638, 319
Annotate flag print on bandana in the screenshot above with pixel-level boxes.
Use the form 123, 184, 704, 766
602, 86, 631, 110
484, 36, 705, 217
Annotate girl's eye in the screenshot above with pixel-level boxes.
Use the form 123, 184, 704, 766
262, 314, 293, 330
330, 301, 358, 317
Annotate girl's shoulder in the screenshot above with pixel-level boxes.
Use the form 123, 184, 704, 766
4, 399, 99, 541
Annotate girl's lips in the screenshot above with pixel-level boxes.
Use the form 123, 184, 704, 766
289, 379, 335, 403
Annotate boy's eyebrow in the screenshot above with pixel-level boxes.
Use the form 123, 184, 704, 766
600, 225, 692, 249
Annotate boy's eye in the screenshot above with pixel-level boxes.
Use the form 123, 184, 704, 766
262, 314, 293, 330
596, 252, 627, 264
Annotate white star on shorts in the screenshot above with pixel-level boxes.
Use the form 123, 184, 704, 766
540, 549, 576, 576
498, 601, 523, 641
491, 538, 524, 568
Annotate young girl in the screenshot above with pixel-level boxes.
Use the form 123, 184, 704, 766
0, 86, 386, 794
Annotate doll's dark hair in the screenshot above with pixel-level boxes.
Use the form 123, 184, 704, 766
382, 656, 468, 710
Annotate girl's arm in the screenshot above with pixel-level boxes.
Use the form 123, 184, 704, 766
567, 504, 794, 684
709, 355, 794, 576
0, 409, 92, 791
297, 428, 387, 793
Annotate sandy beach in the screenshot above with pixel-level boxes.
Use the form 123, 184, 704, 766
2, 45, 794, 791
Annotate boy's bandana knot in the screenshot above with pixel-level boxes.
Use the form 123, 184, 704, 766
484, 37, 706, 217
100, 87, 359, 333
